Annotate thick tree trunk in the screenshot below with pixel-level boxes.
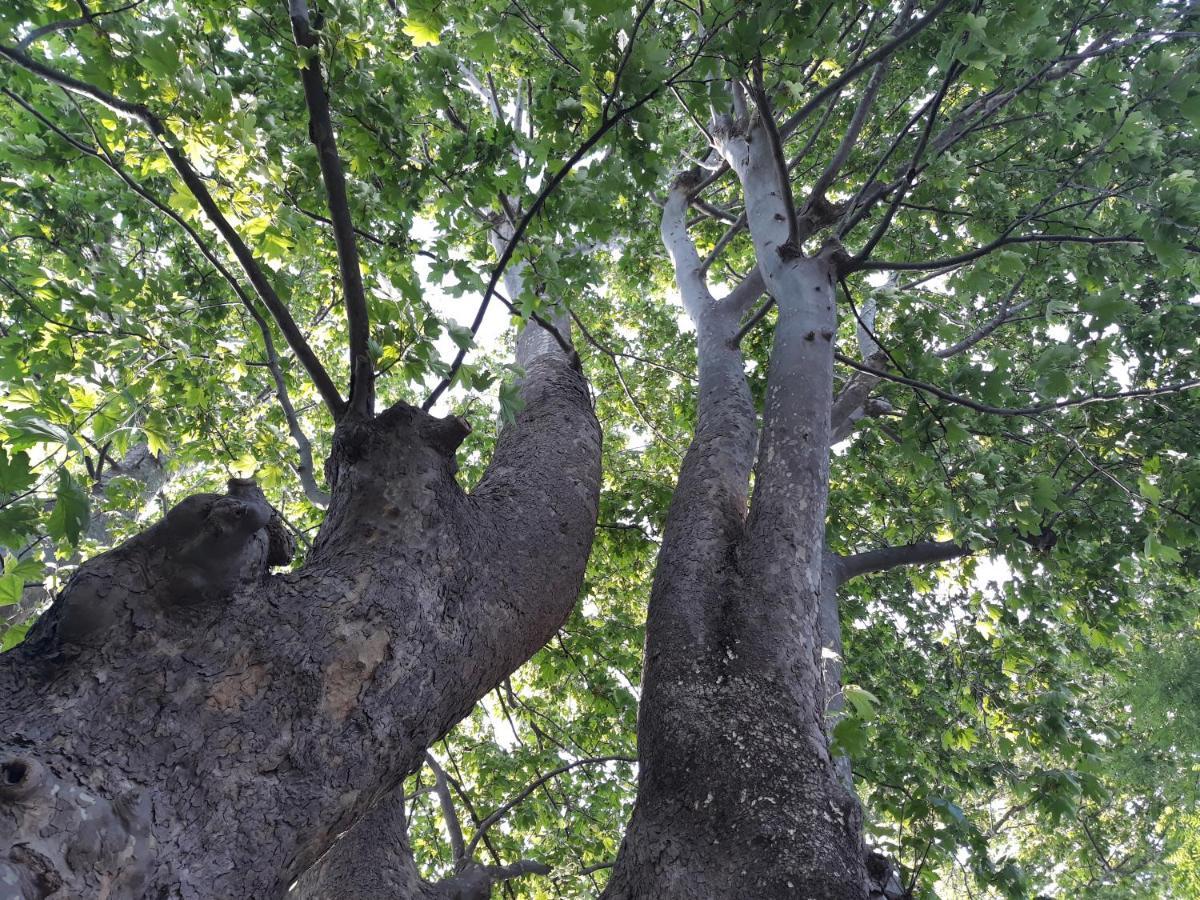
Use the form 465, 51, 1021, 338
603, 127, 869, 897
0, 330, 600, 898
289, 237, 579, 899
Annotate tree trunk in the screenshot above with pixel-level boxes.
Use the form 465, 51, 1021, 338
602, 130, 869, 897
0, 329, 600, 899
291, 765, 549, 900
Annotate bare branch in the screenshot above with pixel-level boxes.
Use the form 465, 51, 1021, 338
732, 296, 774, 348
423, 90, 660, 409
778, 0, 955, 140
722, 266, 765, 319
570, 309, 681, 453
837, 539, 970, 584
850, 58, 961, 262
603, 0, 656, 121
288, 0, 373, 417
804, 0, 910, 215
15, 0, 144, 51
464, 755, 634, 859
854, 233, 1157, 273
424, 753, 466, 862
934, 276, 1035, 359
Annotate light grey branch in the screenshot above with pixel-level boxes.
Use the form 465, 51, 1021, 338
424, 753, 466, 862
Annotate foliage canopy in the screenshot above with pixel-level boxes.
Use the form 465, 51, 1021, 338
2, 0, 1199, 895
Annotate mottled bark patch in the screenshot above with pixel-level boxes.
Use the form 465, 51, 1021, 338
321, 626, 391, 721
206, 661, 270, 712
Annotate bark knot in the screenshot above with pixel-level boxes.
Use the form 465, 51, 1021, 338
26, 479, 289, 651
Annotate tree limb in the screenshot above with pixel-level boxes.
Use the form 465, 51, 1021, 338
3, 87, 330, 506
835, 352, 1200, 416
15, 0, 144, 51
778, 0, 955, 140
804, 0, 910, 217
287, 0, 373, 417
837, 539, 970, 584
463, 755, 634, 859
421, 90, 656, 409
424, 753, 466, 862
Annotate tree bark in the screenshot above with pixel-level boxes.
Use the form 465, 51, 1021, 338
602, 122, 869, 898
0, 326, 600, 898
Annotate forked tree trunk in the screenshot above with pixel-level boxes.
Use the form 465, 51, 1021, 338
602, 123, 870, 898
284, 219, 579, 900
0, 326, 600, 899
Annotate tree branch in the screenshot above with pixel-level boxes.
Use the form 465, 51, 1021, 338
422, 92, 657, 410
0, 42, 346, 417
804, 0, 909, 217
778, 0, 955, 140
15, 0, 144, 51
836, 539, 970, 584
749, 62, 799, 249
934, 275, 1034, 359
850, 58, 961, 262
855, 233, 1160, 272
835, 352, 1200, 416
424, 753, 465, 862
287, 0, 373, 417
463, 755, 634, 858
4, 87, 330, 506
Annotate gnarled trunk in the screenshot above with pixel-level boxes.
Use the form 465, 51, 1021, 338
0, 335, 600, 899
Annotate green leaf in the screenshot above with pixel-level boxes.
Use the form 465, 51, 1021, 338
402, 18, 440, 46
447, 323, 475, 350
3, 554, 43, 582
842, 685, 879, 720
498, 379, 525, 427
0, 448, 34, 494
142, 414, 172, 457
1, 621, 30, 652
0, 573, 22, 607
830, 716, 868, 757
0, 504, 39, 548
47, 468, 89, 546
3, 414, 83, 454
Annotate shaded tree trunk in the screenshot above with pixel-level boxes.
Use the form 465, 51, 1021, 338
292, 755, 550, 900
0, 324, 600, 898
602, 126, 869, 897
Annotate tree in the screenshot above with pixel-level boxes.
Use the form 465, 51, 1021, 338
3, 0, 1200, 898
0, 0, 609, 894
596, 1, 1200, 896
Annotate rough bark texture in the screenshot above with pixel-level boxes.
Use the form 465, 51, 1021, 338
602, 121, 869, 898
0, 334, 600, 898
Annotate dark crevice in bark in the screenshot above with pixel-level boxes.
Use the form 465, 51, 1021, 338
0, 342, 600, 898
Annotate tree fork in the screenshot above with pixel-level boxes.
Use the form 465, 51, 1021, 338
0, 347, 600, 898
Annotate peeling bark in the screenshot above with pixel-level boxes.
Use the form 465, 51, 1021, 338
0, 335, 600, 898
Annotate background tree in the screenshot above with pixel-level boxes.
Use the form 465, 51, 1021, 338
2, 0, 1200, 898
